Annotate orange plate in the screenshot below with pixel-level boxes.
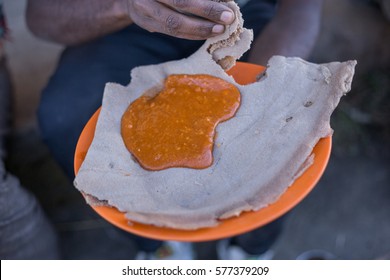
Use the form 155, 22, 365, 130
74, 62, 332, 242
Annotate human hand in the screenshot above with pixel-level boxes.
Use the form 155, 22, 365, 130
126, 0, 235, 40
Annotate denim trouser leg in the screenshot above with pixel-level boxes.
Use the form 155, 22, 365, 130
0, 57, 11, 158
38, 1, 281, 254
37, 0, 277, 179
38, 25, 205, 252
0, 58, 59, 260
0, 164, 60, 259
38, 25, 205, 179
233, 216, 286, 255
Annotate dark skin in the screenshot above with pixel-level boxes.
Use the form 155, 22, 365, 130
26, 0, 235, 44
249, 0, 323, 65
127, 0, 235, 39
26, 0, 323, 65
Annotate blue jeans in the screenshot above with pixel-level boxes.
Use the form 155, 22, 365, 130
38, 0, 282, 254
0, 162, 60, 259
0, 58, 59, 259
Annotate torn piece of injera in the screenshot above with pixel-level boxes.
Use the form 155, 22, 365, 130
74, 2, 356, 230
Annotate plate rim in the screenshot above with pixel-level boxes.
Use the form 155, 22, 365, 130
74, 62, 332, 241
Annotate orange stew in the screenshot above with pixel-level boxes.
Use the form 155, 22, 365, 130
121, 74, 240, 170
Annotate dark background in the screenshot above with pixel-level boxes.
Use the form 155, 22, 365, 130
3, 0, 390, 259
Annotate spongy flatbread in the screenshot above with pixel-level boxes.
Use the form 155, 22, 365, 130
74, 2, 356, 229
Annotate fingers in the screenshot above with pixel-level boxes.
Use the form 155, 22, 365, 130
128, 0, 235, 40
157, 0, 235, 25
156, 6, 222, 39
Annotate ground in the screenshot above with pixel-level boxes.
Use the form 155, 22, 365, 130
2, 0, 390, 259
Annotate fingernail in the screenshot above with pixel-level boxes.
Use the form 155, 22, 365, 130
212, 24, 225, 34
220, 11, 234, 24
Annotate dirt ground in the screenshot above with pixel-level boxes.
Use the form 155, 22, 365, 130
2, 0, 390, 259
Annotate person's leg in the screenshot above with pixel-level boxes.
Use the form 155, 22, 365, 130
38, 0, 276, 179
37, 25, 203, 253
0, 162, 60, 259
219, 0, 283, 259
0, 57, 59, 259
232, 216, 285, 255
38, 25, 203, 179
38, 1, 278, 255
240, 0, 277, 62
0, 57, 11, 158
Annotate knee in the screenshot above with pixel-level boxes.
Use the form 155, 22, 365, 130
37, 88, 82, 178
37, 88, 65, 145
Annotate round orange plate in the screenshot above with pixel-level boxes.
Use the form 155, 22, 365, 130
74, 62, 332, 242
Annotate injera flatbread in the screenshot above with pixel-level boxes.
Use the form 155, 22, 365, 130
74, 2, 356, 230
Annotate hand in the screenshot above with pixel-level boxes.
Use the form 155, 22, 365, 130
248, 0, 323, 65
127, 0, 235, 40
